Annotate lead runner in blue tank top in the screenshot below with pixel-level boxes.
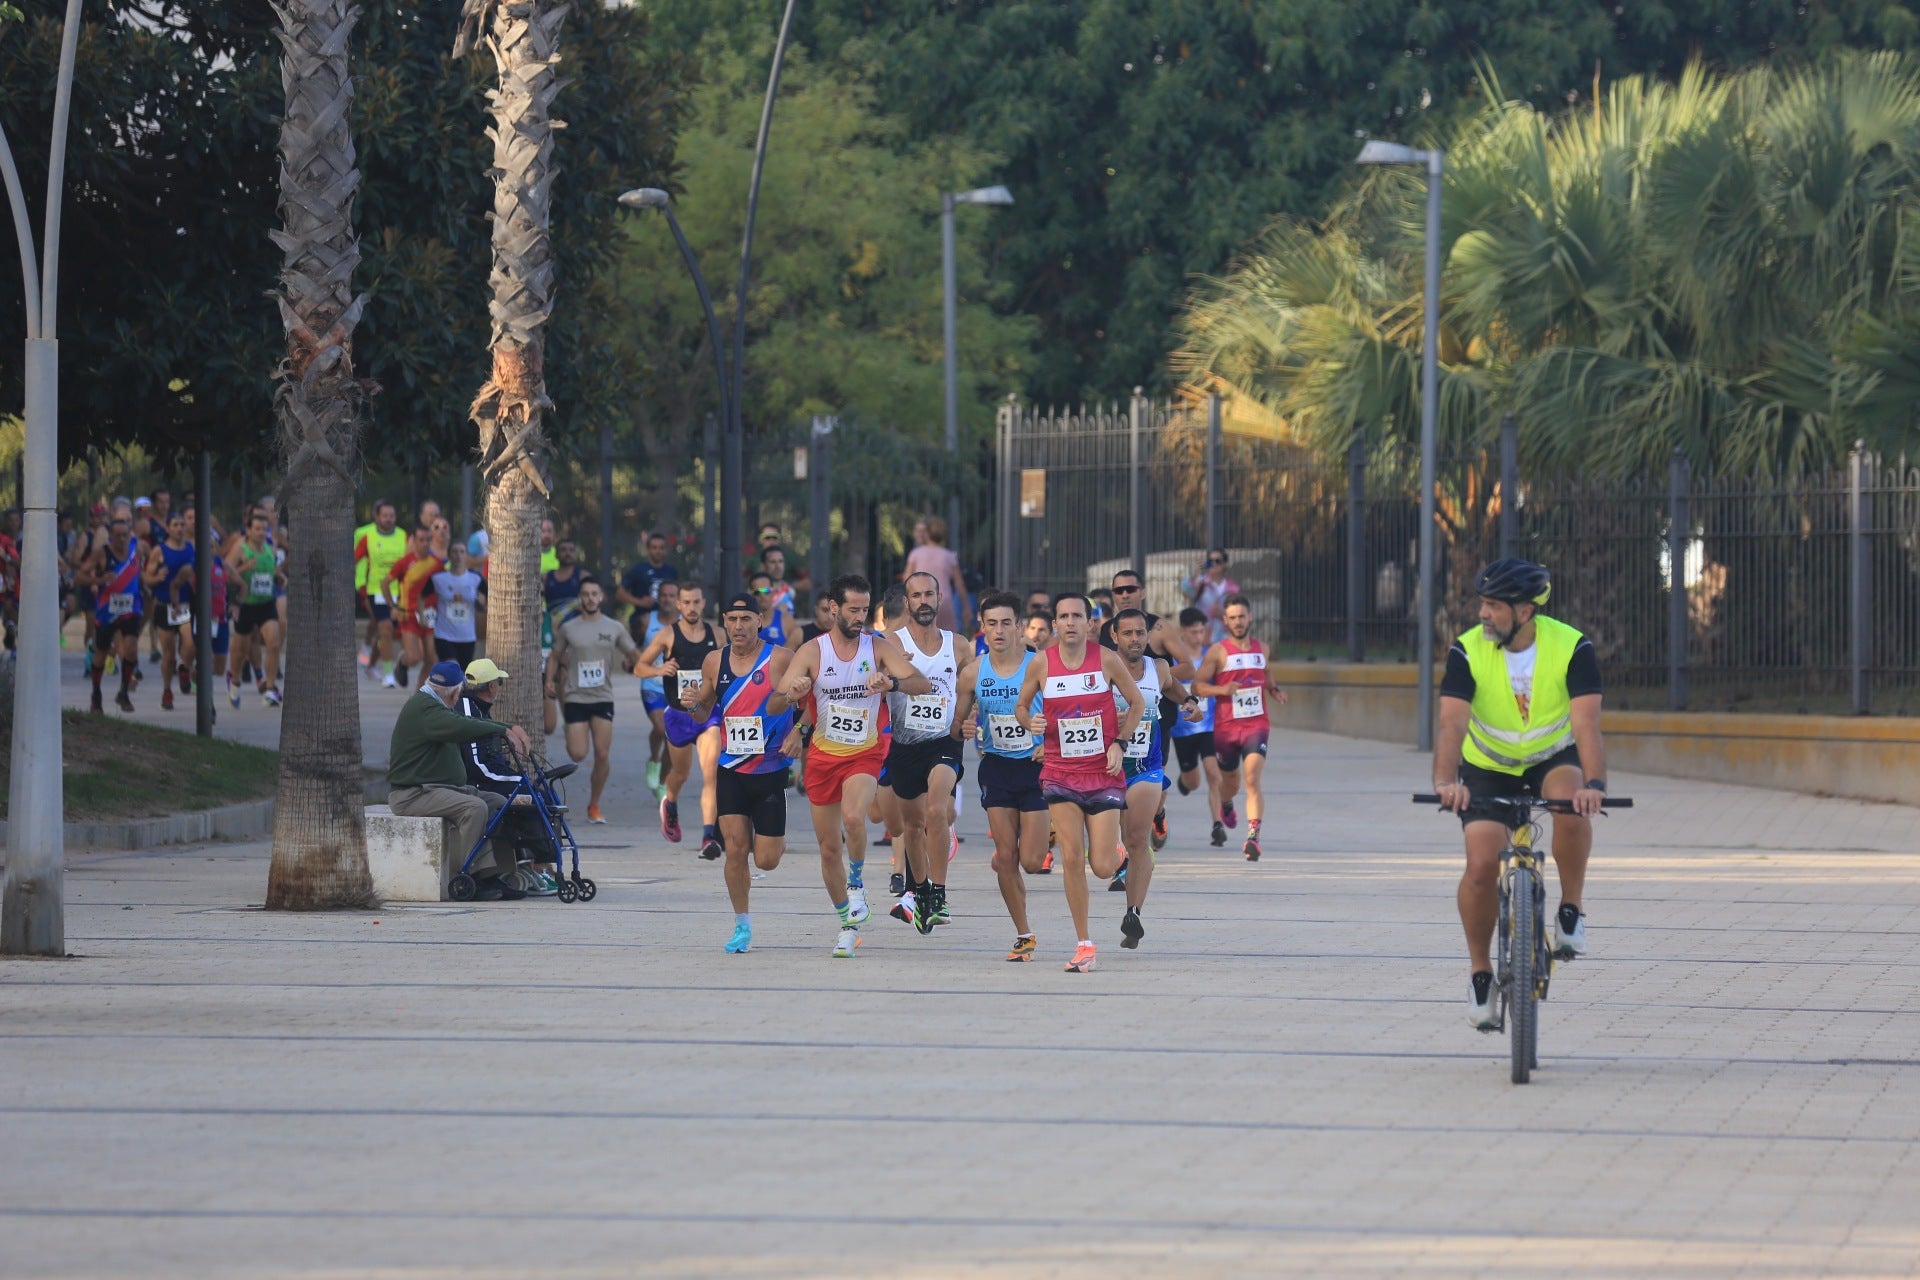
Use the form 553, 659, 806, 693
690, 592, 801, 955
953, 591, 1053, 961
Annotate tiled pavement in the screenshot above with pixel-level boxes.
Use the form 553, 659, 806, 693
6, 679, 1920, 1276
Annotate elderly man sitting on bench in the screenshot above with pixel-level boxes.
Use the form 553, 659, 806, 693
388, 659, 534, 901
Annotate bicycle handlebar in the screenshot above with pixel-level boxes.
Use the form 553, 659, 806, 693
1412, 793, 1633, 811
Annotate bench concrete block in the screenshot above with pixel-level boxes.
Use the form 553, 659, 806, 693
365, 804, 453, 902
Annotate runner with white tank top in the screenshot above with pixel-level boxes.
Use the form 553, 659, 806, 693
880, 571, 967, 932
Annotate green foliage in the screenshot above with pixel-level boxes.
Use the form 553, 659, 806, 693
1175, 53, 1920, 476
657, 0, 1920, 403
603, 42, 1032, 528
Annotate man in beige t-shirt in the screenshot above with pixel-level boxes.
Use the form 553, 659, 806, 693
543, 578, 637, 823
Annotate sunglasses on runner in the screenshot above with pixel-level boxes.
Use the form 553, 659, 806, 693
1113, 583, 1141, 594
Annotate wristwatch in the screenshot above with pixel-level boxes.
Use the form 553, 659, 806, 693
1587, 778, 1607, 793
888, 673, 900, 693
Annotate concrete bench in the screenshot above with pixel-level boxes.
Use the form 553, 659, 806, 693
365, 805, 454, 902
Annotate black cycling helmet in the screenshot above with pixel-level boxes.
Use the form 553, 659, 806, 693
1474, 557, 1551, 608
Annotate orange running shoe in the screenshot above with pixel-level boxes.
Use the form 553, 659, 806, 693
1005, 935, 1037, 962
1064, 942, 1097, 973
587, 804, 606, 824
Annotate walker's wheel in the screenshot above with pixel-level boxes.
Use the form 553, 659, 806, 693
556, 878, 578, 904
575, 877, 597, 902
447, 873, 477, 902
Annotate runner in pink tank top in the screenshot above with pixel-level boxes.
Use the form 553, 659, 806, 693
1015, 592, 1145, 973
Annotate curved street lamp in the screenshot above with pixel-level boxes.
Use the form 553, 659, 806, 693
941, 185, 1012, 545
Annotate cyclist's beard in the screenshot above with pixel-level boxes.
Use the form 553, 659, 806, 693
911, 604, 937, 627
1483, 619, 1517, 648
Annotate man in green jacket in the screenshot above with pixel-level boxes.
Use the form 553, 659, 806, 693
389, 659, 535, 900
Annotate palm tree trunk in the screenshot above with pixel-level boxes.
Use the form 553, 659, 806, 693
457, 0, 567, 735
265, 0, 372, 910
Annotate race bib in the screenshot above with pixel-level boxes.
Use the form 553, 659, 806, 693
1124, 717, 1153, 759
445, 600, 471, 625
109, 592, 134, 617
987, 713, 1032, 754
420, 606, 437, 629
167, 603, 192, 627
676, 669, 704, 702
1058, 714, 1104, 759
249, 572, 274, 598
724, 715, 767, 756
903, 693, 949, 727
1232, 686, 1264, 720
576, 660, 606, 689
821, 701, 873, 747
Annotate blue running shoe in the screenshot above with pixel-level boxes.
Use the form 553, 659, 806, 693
725, 921, 752, 954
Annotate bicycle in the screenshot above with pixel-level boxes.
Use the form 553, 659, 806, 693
1413, 791, 1632, 1083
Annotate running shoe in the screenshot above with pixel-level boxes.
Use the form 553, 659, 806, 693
928, 891, 951, 927
888, 872, 906, 897
1243, 835, 1261, 862
1222, 800, 1238, 829
645, 761, 662, 792
1064, 943, 1097, 973
358, 647, 371, 667
115, 691, 134, 713
948, 830, 960, 862
875, 833, 893, 848
1554, 905, 1587, 958
587, 804, 606, 825
149, 646, 162, 665
381, 672, 398, 689
263, 687, 282, 707
1006, 935, 1037, 962
227, 675, 241, 709
726, 921, 752, 954
161, 688, 174, 711
1037, 848, 1054, 873
846, 886, 871, 924
178, 664, 192, 695
890, 892, 920, 930
1150, 809, 1167, 853
88, 690, 103, 715
1210, 821, 1227, 847
1176, 779, 1193, 797
699, 835, 724, 861
659, 797, 682, 842
1468, 971, 1497, 1029
1109, 858, 1128, 891
1120, 906, 1144, 949
831, 926, 861, 958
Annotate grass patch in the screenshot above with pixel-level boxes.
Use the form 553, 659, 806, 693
9, 711, 282, 821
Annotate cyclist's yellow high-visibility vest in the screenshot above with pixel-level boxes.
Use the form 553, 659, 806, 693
1459, 614, 1583, 775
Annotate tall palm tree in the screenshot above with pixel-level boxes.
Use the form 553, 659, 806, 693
265, 0, 372, 910
455, 0, 566, 735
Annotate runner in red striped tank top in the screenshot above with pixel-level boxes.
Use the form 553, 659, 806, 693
1015, 592, 1145, 974
1192, 593, 1289, 862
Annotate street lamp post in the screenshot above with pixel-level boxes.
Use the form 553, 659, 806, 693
1355, 139, 1445, 752
619, 0, 797, 595
0, 0, 86, 956
941, 185, 1011, 547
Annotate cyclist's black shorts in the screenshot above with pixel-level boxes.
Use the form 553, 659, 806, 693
1456, 744, 1583, 826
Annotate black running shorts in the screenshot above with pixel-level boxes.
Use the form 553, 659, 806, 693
1172, 730, 1215, 773
884, 734, 964, 801
561, 700, 615, 725
716, 766, 790, 837
977, 753, 1045, 813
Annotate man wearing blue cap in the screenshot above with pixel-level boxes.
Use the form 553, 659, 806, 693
388, 659, 535, 900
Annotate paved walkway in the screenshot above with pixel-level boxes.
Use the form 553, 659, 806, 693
6, 692, 1920, 1275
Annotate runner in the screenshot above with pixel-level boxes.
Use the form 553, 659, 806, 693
543, 539, 584, 628
617, 531, 678, 642
759, 544, 796, 616
634, 581, 725, 859
748, 569, 799, 650
79, 513, 145, 714
379, 525, 431, 689
777, 573, 932, 958
539, 517, 559, 575
953, 591, 1050, 961
1171, 607, 1228, 847
1096, 567, 1197, 865
1191, 594, 1289, 861
688, 592, 799, 953
799, 592, 833, 644
881, 571, 966, 933
1023, 610, 1055, 652
355, 502, 409, 682
1431, 558, 1608, 1027
544, 577, 637, 825
224, 510, 284, 708
1109, 608, 1203, 950
387, 519, 450, 692
1015, 593, 1145, 973
640, 580, 680, 794
430, 543, 484, 668
141, 511, 197, 712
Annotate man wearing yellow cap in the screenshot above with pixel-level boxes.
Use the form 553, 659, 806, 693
458, 659, 556, 895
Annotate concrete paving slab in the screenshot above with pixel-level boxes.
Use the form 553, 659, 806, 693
6, 691, 1920, 1277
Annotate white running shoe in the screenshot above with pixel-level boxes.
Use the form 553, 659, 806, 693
381, 673, 398, 689
831, 927, 860, 958
1555, 908, 1587, 958
846, 886, 870, 924
1468, 974, 1497, 1029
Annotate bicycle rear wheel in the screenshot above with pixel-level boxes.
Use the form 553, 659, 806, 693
1507, 865, 1538, 1084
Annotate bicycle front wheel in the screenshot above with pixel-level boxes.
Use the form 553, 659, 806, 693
1507, 865, 1539, 1085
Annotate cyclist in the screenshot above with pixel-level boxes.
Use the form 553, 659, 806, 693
1430, 558, 1608, 1029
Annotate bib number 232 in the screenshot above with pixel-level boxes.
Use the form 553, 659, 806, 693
1058, 714, 1104, 759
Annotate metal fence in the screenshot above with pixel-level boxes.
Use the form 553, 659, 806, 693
995, 396, 1920, 715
